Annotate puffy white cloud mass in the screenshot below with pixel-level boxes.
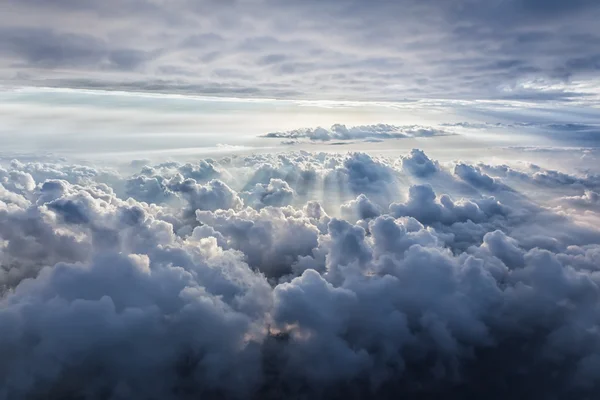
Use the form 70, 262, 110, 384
2, 149, 600, 399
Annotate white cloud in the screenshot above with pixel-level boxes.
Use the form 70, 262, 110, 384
263, 124, 451, 142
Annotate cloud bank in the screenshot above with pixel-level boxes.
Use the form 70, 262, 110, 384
263, 124, 450, 142
1, 149, 600, 399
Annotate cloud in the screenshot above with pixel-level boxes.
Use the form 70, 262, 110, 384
2, 0, 600, 103
340, 194, 383, 222
390, 184, 508, 225
263, 124, 450, 142
0, 26, 155, 70
400, 149, 440, 177
454, 163, 505, 191
559, 190, 600, 212
194, 206, 320, 279
170, 178, 243, 215
241, 178, 295, 209
1, 149, 600, 399
478, 162, 600, 192
445, 122, 600, 144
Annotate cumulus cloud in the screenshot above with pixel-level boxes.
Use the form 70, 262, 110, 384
170, 178, 243, 215
478, 162, 600, 192
390, 184, 509, 226
326, 152, 398, 202
340, 194, 383, 222
559, 190, 600, 212
241, 179, 295, 209
1, 149, 600, 399
454, 163, 505, 191
263, 124, 450, 142
400, 149, 440, 177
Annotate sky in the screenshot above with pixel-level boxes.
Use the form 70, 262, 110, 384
2, 0, 600, 103
1, 0, 600, 160
2, 1, 600, 400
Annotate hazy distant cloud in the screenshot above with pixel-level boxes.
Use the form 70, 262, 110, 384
445, 122, 600, 144
1, 0, 599, 103
263, 124, 451, 142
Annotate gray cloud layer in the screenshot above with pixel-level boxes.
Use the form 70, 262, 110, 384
2, 0, 600, 101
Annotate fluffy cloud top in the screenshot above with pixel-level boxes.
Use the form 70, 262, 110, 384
1, 149, 600, 399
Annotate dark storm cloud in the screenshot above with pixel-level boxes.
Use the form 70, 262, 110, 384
1, 0, 599, 101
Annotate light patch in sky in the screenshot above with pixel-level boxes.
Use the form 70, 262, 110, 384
2, 87, 600, 164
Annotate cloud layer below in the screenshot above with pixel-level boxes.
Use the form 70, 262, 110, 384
2, 148, 600, 399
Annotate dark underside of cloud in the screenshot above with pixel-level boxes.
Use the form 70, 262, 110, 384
1, 149, 600, 399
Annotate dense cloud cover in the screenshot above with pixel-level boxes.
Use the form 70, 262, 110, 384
1, 150, 600, 399
2, 0, 600, 103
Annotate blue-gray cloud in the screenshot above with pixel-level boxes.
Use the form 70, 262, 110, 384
1, 0, 600, 102
2, 149, 600, 399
